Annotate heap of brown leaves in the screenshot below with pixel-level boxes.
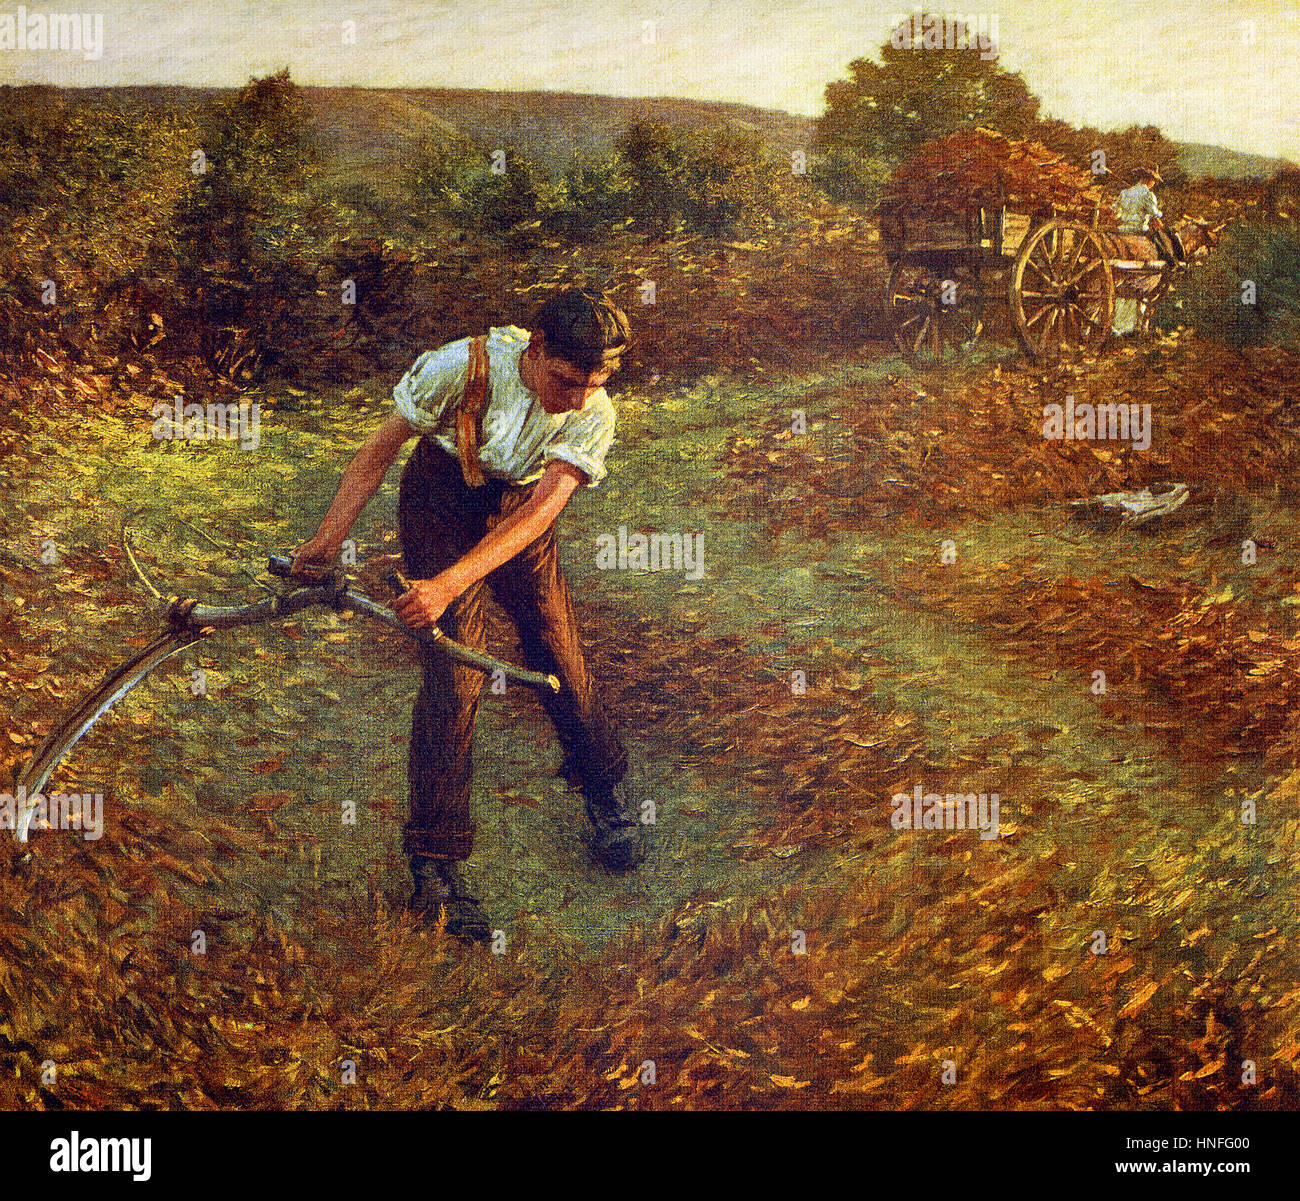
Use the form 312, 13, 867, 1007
880, 127, 1107, 224
894, 557, 1300, 769
487, 601, 936, 858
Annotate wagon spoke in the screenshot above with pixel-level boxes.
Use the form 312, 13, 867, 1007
1071, 303, 1103, 334
1044, 229, 1062, 268
1056, 307, 1072, 350
1011, 220, 1114, 361
1058, 303, 1074, 345
1043, 307, 1061, 348
888, 260, 984, 366
1026, 253, 1057, 288
1063, 232, 1086, 279
1041, 233, 1063, 261
1064, 258, 1106, 289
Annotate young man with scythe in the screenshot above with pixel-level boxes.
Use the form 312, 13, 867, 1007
290, 289, 644, 941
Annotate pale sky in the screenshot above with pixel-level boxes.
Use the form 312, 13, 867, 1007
2, 0, 1298, 160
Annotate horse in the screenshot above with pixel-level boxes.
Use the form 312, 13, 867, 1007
1099, 216, 1230, 335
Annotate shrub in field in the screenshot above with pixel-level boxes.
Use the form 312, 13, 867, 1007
1159, 218, 1300, 351
616, 121, 682, 234
616, 120, 791, 237
555, 152, 634, 230
404, 138, 558, 235
1266, 167, 1300, 217
458, 145, 559, 233
0, 87, 71, 213
810, 145, 893, 208
171, 70, 337, 381
0, 89, 195, 367
404, 123, 790, 240
403, 133, 481, 223
679, 126, 790, 236
323, 236, 428, 372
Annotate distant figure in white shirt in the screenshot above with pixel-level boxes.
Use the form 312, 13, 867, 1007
1116, 165, 1164, 236
1113, 165, 1173, 335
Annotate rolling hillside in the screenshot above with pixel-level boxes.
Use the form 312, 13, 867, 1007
46, 84, 1296, 192
66, 84, 816, 190
1176, 139, 1291, 181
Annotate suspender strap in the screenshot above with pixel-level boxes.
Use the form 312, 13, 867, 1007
456, 334, 491, 488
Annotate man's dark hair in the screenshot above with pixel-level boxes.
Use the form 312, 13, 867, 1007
534, 289, 631, 373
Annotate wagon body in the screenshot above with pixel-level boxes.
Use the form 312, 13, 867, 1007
880, 203, 1035, 264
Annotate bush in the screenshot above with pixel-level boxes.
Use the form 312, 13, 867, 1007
171, 70, 337, 381
810, 146, 892, 208
616, 120, 791, 238
0, 89, 197, 367
404, 122, 792, 241
458, 145, 559, 232
404, 139, 558, 235
1159, 218, 1300, 351
680, 127, 786, 236
557, 153, 634, 229
404, 134, 480, 222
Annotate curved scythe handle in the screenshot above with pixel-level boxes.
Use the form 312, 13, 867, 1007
265, 554, 560, 694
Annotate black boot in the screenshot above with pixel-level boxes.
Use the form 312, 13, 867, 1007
410, 859, 492, 942
584, 780, 646, 872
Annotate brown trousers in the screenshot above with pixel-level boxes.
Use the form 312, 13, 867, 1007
397, 437, 627, 861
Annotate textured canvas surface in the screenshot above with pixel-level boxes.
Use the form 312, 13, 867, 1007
1, 1, 1298, 1126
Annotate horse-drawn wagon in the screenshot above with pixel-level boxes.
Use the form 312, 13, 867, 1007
879, 130, 1209, 366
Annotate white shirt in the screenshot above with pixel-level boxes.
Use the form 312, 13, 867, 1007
1115, 183, 1162, 233
392, 325, 617, 488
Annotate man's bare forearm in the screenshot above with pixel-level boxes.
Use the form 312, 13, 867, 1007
303, 415, 415, 554
311, 451, 391, 549
440, 469, 577, 592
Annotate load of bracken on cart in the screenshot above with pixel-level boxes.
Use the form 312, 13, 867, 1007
879, 128, 1213, 366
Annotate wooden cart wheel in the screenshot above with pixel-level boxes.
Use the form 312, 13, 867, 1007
887, 260, 984, 368
1009, 220, 1113, 361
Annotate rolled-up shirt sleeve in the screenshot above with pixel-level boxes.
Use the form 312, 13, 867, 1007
544, 398, 617, 487
393, 341, 468, 431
